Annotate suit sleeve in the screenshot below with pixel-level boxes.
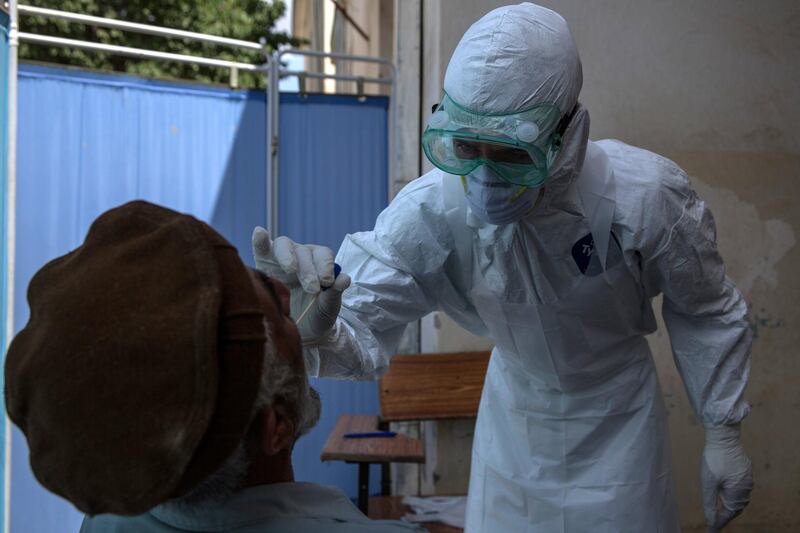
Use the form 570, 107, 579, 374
641, 168, 752, 426
302, 178, 455, 380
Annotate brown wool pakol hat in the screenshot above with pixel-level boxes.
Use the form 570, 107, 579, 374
5, 201, 268, 516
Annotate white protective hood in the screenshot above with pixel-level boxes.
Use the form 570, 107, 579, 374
444, 3, 590, 218
444, 2, 582, 116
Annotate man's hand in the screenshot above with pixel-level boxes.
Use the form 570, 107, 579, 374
252, 227, 350, 343
701, 424, 753, 532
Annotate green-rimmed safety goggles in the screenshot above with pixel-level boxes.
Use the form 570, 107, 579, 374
421, 93, 564, 187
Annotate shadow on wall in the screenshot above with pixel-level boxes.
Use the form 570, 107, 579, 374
12, 64, 387, 532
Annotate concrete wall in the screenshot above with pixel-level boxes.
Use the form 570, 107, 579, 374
409, 1, 799, 530
331, 0, 394, 95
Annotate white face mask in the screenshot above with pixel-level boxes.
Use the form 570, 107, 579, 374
463, 166, 543, 225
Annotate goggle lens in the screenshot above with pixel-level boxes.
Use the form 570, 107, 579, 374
452, 138, 534, 165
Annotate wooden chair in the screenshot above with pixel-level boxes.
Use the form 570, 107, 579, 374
320, 351, 490, 531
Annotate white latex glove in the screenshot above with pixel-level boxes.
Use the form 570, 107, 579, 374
701, 423, 753, 532
252, 227, 351, 344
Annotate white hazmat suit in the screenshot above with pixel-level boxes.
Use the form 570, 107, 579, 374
253, 3, 753, 532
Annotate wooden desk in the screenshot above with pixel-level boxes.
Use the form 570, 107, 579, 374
320, 352, 488, 521
321, 414, 424, 513
321, 414, 424, 464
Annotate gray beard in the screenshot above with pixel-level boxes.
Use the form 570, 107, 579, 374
157, 443, 249, 514
158, 384, 321, 514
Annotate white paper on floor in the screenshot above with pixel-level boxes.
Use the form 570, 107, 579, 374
402, 495, 467, 528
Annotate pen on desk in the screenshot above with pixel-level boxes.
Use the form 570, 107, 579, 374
343, 431, 397, 439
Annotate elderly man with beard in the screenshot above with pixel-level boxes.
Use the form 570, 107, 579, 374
5, 201, 422, 533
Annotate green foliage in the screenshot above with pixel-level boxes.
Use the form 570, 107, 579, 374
18, 0, 301, 88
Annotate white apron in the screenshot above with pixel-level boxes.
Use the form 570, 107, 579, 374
446, 143, 680, 533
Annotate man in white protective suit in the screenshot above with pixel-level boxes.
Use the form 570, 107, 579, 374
252, 3, 753, 532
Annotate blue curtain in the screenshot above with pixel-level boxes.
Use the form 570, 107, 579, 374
13, 64, 388, 532
278, 92, 388, 494
0, 8, 10, 529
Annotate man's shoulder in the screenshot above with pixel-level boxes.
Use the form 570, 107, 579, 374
81, 512, 423, 533
596, 139, 691, 193
366, 169, 457, 258
594, 139, 700, 254
268, 483, 424, 532
80, 482, 424, 532
596, 139, 695, 222
391, 168, 449, 209
81, 512, 164, 532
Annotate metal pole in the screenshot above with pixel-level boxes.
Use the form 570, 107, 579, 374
6, 1, 17, 350
280, 69, 390, 86
17, 5, 262, 51
18, 33, 259, 72
228, 65, 238, 89
387, 64, 397, 203
265, 52, 273, 237
280, 48, 391, 67
266, 51, 273, 237
4, 2, 17, 530
267, 51, 280, 238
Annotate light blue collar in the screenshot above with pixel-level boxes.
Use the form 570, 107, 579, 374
149, 482, 368, 531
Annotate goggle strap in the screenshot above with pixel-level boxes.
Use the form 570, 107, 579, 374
508, 186, 529, 204
556, 103, 579, 137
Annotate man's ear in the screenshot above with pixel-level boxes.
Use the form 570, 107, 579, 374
259, 407, 296, 455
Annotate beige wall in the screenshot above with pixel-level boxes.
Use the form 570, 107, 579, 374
411, 1, 799, 530
330, 0, 394, 95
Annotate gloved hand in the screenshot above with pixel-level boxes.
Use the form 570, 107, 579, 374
701, 423, 753, 532
252, 227, 351, 344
